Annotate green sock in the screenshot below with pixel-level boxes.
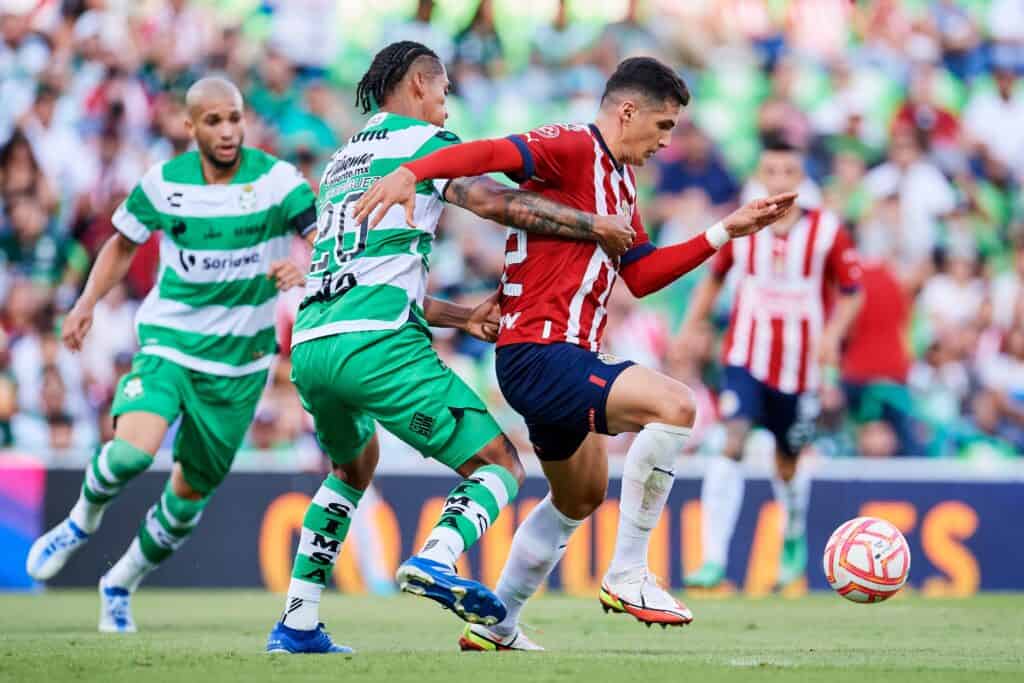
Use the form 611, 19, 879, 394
105, 482, 208, 591
282, 474, 363, 630
418, 464, 520, 567
70, 438, 152, 533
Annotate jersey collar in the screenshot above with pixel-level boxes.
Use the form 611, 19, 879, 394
589, 123, 623, 173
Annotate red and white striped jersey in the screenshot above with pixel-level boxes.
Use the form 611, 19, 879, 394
497, 123, 652, 350
712, 209, 861, 394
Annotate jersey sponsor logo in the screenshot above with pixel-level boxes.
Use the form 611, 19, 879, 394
179, 250, 197, 272
499, 312, 522, 330
123, 378, 143, 399
349, 129, 389, 143
168, 191, 184, 208
323, 153, 374, 185
201, 252, 261, 270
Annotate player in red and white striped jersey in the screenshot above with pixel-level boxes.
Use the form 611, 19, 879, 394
356, 57, 796, 647
679, 138, 864, 591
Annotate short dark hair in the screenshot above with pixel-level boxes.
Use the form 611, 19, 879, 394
601, 57, 690, 108
355, 41, 442, 114
760, 132, 803, 155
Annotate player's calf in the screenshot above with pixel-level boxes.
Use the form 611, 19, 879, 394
400, 435, 521, 625
26, 438, 154, 581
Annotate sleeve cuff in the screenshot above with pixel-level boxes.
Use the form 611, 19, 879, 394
704, 222, 730, 249
620, 241, 656, 268
504, 135, 535, 184
111, 204, 151, 245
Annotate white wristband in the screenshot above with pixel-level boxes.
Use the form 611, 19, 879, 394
705, 222, 730, 249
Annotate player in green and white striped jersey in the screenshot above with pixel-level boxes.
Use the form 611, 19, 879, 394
266, 42, 635, 655
26, 77, 313, 633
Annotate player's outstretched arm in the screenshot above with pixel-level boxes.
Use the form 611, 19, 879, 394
423, 290, 501, 342
444, 176, 635, 258
620, 192, 797, 298
62, 232, 138, 351
353, 138, 525, 229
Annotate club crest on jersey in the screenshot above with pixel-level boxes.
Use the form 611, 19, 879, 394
239, 184, 257, 212
123, 378, 143, 399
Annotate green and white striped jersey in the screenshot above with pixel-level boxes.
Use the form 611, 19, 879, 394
292, 112, 459, 347
112, 147, 316, 377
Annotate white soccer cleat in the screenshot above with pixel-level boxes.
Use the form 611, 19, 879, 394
599, 569, 694, 628
26, 519, 90, 581
458, 624, 545, 651
98, 576, 137, 633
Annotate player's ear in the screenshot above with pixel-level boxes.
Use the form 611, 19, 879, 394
620, 98, 638, 125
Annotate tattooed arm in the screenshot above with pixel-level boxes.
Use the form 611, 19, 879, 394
443, 175, 634, 257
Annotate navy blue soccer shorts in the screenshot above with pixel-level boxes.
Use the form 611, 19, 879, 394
495, 342, 635, 461
718, 365, 818, 458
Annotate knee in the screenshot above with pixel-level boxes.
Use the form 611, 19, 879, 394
552, 479, 606, 520
775, 451, 798, 481
723, 421, 750, 460
652, 384, 697, 428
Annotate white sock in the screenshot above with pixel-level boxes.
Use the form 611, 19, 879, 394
607, 423, 689, 578
771, 466, 811, 540
700, 454, 744, 568
104, 538, 155, 593
69, 494, 106, 534
493, 494, 583, 636
282, 578, 323, 630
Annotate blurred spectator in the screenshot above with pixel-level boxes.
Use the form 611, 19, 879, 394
841, 259, 921, 455
991, 235, 1024, 330
0, 194, 88, 305
654, 121, 739, 218
248, 49, 300, 125
864, 126, 956, 267
264, 0, 338, 78
0, 130, 56, 213
454, 0, 505, 78
932, 0, 985, 81
17, 75, 95, 203
10, 363, 96, 453
919, 234, 986, 333
962, 61, 1024, 180
385, 0, 455, 66
891, 64, 961, 169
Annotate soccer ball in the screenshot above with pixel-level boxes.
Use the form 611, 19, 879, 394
823, 516, 910, 603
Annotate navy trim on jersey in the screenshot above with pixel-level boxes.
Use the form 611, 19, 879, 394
505, 135, 534, 183
588, 124, 623, 172
620, 242, 655, 268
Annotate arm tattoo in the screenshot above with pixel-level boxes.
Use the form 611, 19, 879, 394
445, 176, 596, 241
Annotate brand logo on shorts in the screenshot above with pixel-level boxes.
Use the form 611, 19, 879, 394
124, 378, 143, 399
596, 352, 621, 365
409, 412, 435, 438
719, 389, 739, 419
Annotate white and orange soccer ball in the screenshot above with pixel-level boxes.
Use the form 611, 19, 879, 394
823, 517, 910, 603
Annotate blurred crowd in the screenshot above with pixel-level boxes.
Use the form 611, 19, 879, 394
1, 0, 1022, 467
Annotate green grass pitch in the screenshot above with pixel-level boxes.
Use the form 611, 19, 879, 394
1, 590, 1021, 682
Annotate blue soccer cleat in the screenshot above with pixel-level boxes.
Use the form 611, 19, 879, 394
266, 621, 353, 654
98, 576, 136, 633
395, 556, 507, 626
26, 519, 90, 581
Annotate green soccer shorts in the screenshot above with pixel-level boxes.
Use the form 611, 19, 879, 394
111, 353, 267, 494
290, 322, 502, 470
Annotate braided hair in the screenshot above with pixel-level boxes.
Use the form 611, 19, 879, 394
355, 41, 441, 114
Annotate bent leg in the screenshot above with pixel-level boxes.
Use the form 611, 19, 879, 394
603, 365, 694, 581
491, 434, 607, 636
